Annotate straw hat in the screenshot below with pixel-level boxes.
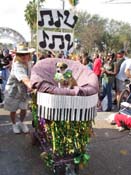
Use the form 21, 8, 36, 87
14, 44, 35, 54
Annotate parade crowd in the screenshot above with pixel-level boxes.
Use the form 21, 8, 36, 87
0, 45, 131, 135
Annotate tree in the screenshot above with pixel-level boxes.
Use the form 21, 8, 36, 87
104, 19, 131, 53
118, 23, 131, 52
75, 11, 107, 53
74, 11, 131, 55
24, 0, 45, 47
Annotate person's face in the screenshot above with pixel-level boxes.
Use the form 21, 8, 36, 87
82, 58, 87, 65
107, 57, 112, 63
3, 52, 9, 57
76, 55, 82, 63
107, 54, 111, 61
116, 53, 122, 59
93, 53, 97, 58
20, 54, 31, 63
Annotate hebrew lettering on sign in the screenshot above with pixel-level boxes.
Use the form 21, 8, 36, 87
38, 9, 78, 29
38, 30, 74, 53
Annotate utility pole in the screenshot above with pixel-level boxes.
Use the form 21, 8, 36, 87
61, 0, 65, 10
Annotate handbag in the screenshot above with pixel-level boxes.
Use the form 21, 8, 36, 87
101, 95, 108, 111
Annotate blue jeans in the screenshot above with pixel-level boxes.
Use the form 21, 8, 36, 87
102, 80, 112, 110
1, 68, 10, 92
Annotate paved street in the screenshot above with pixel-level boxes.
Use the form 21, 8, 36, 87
0, 108, 131, 175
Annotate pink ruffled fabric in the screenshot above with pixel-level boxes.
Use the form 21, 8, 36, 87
30, 58, 99, 96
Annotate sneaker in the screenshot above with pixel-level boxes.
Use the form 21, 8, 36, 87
110, 120, 116, 125
118, 126, 125, 132
129, 129, 131, 136
12, 123, 21, 134
18, 122, 29, 133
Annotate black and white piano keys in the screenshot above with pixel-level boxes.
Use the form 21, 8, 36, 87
37, 92, 98, 121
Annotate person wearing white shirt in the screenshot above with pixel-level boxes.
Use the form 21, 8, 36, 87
116, 58, 131, 103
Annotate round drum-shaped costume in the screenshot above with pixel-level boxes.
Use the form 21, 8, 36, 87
30, 58, 99, 171
31, 58, 99, 121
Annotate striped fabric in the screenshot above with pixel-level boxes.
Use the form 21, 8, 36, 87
37, 92, 98, 121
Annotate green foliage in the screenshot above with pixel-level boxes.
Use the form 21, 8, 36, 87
24, 0, 45, 47
24, 0, 37, 31
74, 11, 131, 54
24, 2, 131, 53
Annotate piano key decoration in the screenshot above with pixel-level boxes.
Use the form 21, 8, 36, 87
37, 92, 98, 121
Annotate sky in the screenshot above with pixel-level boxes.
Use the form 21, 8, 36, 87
0, 0, 131, 43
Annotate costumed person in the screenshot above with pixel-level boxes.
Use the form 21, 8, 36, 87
30, 58, 99, 171
114, 113, 131, 135
4, 44, 34, 134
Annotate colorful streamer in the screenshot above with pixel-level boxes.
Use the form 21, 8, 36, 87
31, 93, 38, 127
39, 120, 93, 167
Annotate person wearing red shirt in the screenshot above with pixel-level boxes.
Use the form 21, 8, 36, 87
93, 53, 102, 80
92, 53, 102, 111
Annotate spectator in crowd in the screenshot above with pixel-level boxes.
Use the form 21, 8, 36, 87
92, 52, 102, 111
0, 50, 3, 104
100, 52, 117, 111
93, 52, 102, 81
115, 49, 130, 104
75, 54, 82, 63
0, 69, 3, 104
39, 54, 46, 60
120, 49, 129, 60
58, 51, 64, 58
47, 50, 56, 58
0, 48, 13, 92
4, 44, 34, 134
81, 52, 93, 70
32, 51, 37, 65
